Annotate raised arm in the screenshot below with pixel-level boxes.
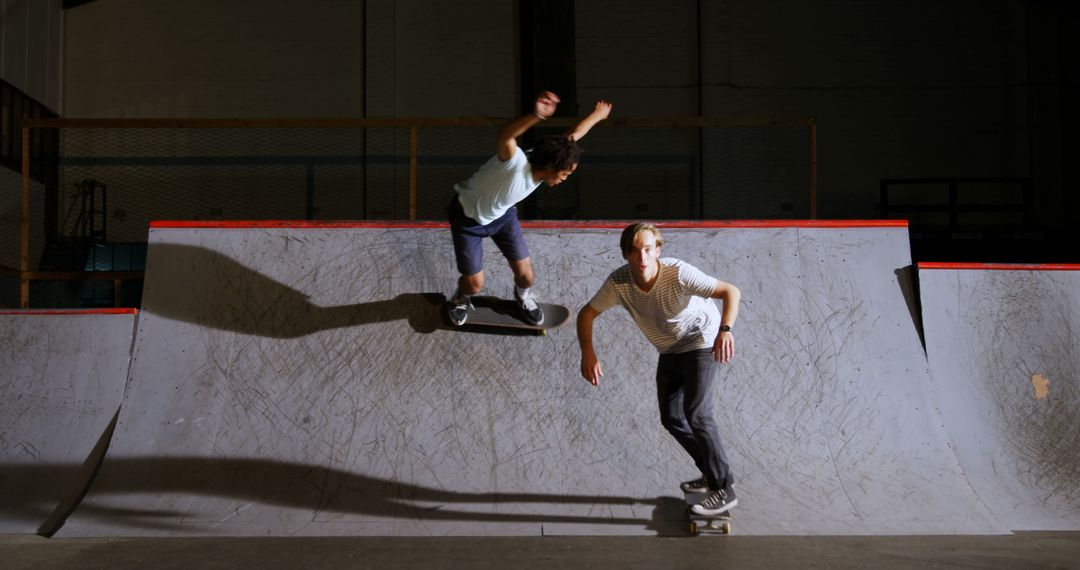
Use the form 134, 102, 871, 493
577, 304, 604, 386
710, 280, 741, 363
497, 91, 560, 161
566, 99, 613, 142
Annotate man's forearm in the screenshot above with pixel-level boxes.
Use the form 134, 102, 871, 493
499, 114, 543, 145
720, 288, 741, 326
567, 112, 604, 142
576, 307, 598, 352
497, 114, 544, 160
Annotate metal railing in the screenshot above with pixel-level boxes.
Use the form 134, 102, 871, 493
880, 177, 1033, 233
7, 115, 817, 308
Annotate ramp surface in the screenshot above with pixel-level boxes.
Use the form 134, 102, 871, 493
919, 263, 1080, 530
57, 222, 1004, 536
0, 309, 136, 535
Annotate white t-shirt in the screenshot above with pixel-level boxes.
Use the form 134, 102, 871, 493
588, 258, 721, 354
454, 147, 542, 226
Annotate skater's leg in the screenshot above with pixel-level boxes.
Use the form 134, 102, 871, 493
448, 196, 487, 297
682, 349, 735, 491
508, 257, 534, 289
490, 207, 542, 324
447, 196, 486, 324
491, 206, 533, 288
458, 271, 484, 296
656, 353, 708, 474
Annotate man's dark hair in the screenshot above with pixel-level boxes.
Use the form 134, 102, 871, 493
527, 135, 583, 172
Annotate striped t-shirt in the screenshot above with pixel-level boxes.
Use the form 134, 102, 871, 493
588, 258, 721, 354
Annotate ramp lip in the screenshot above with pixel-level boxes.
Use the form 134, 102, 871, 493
918, 262, 1080, 271
0, 308, 139, 316
149, 220, 908, 229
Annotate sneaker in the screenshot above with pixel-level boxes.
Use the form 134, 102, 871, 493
680, 477, 709, 494
690, 487, 737, 517
447, 293, 473, 326
514, 288, 545, 326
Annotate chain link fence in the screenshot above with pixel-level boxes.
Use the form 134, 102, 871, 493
4, 117, 813, 307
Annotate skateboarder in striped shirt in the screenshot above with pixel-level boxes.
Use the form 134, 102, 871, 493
577, 222, 741, 517
448, 91, 612, 326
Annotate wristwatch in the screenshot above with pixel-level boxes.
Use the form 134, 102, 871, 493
719, 325, 732, 333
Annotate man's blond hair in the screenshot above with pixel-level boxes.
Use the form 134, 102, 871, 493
620, 222, 665, 255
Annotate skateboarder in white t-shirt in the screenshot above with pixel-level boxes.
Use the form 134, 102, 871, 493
448, 91, 612, 326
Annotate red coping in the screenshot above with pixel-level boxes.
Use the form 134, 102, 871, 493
0, 308, 139, 316
150, 220, 908, 229
919, 262, 1080, 271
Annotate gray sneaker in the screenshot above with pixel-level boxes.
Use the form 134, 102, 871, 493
447, 293, 472, 326
680, 477, 709, 494
690, 487, 737, 517
514, 289, 544, 326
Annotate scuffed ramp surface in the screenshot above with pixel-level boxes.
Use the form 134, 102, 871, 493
0, 310, 136, 534
919, 265, 1080, 530
58, 224, 1003, 536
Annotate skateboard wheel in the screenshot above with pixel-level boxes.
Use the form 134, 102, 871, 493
689, 522, 698, 535
722, 522, 732, 534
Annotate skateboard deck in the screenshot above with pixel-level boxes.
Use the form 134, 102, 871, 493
452, 296, 571, 333
684, 491, 733, 535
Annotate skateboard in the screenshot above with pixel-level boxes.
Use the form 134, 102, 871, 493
449, 295, 571, 334
685, 491, 733, 535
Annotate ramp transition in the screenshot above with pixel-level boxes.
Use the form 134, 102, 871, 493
919, 263, 1080, 531
54, 221, 1008, 536
0, 309, 136, 535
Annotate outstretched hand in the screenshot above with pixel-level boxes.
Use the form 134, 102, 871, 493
712, 331, 734, 363
535, 91, 561, 119
591, 99, 613, 120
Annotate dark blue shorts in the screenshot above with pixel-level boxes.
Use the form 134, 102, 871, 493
448, 196, 530, 276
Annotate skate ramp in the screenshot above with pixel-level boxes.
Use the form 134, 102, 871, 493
0, 309, 136, 534
919, 263, 1080, 530
56, 222, 1004, 536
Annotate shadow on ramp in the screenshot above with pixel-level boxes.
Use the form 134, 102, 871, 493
0, 458, 684, 535
893, 265, 925, 349
145, 244, 544, 338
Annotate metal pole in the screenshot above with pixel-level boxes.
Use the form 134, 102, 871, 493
696, 0, 704, 219
409, 126, 418, 220
20, 127, 31, 307
809, 120, 818, 220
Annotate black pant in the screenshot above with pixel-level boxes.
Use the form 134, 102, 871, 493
656, 348, 735, 491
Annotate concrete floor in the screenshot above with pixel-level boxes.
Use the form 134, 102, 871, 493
3, 533, 1079, 569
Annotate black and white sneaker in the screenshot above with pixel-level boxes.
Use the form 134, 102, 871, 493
690, 487, 737, 517
448, 293, 472, 326
680, 477, 709, 494
514, 288, 544, 326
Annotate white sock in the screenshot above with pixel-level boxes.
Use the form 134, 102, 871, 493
515, 285, 530, 298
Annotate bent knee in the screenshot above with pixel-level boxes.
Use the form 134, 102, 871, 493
509, 258, 534, 285
661, 415, 693, 435
461, 272, 484, 293
687, 412, 718, 433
